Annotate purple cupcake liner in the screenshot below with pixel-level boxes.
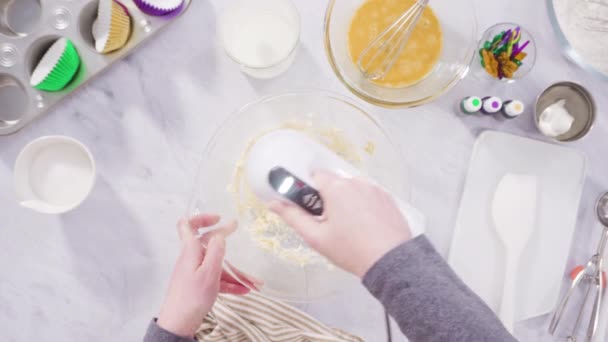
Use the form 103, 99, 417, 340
133, 0, 184, 17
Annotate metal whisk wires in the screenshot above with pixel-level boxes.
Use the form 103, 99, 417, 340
357, 0, 429, 81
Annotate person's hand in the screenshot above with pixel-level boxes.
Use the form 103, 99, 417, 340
157, 214, 263, 338
269, 172, 412, 278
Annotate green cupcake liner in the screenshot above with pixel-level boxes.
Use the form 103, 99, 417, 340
34, 39, 82, 92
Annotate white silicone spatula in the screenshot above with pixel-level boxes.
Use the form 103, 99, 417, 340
492, 174, 538, 333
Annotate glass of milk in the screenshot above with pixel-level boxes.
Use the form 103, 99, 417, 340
219, 0, 300, 79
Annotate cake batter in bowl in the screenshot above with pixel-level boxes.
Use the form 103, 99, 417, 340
188, 91, 411, 302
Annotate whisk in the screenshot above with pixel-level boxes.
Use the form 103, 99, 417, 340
357, 0, 430, 81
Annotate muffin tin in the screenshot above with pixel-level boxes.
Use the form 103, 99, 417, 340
0, 0, 191, 135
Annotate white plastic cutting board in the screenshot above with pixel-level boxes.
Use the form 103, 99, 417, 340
448, 131, 586, 323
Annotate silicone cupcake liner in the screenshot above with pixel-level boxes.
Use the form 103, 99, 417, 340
0, 0, 191, 135
133, 0, 184, 16
95, 0, 132, 54
30, 38, 81, 92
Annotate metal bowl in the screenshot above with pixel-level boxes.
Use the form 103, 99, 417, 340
534, 81, 596, 142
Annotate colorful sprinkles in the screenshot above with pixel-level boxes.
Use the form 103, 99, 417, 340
479, 26, 530, 80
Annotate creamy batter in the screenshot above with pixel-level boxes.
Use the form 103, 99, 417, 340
229, 121, 373, 267
348, 0, 443, 88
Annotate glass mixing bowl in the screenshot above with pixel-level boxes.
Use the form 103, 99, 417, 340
470, 23, 537, 83
324, 0, 477, 108
188, 91, 411, 302
547, 0, 608, 82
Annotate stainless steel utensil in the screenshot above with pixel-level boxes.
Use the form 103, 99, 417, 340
549, 192, 608, 342
357, 0, 429, 81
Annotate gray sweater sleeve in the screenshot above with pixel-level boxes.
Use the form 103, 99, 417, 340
143, 319, 196, 342
363, 235, 517, 342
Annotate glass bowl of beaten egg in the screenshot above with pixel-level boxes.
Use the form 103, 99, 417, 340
325, 0, 477, 108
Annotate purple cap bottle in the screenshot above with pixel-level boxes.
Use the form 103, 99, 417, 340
481, 96, 503, 115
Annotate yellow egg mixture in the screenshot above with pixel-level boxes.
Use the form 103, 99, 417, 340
348, 0, 443, 88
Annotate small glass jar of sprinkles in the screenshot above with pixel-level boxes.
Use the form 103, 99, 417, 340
475, 23, 536, 83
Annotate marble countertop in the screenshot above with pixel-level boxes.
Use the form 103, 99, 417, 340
1, 0, 607, 341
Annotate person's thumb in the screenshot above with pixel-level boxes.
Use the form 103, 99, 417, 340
198, 235, 225, 285
268, 200, 324, 249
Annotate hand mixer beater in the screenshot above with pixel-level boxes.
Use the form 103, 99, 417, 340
549, 192, 608, 342
357, 0, 429, 81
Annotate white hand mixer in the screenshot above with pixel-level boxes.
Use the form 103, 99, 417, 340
244, 129, 425, 237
